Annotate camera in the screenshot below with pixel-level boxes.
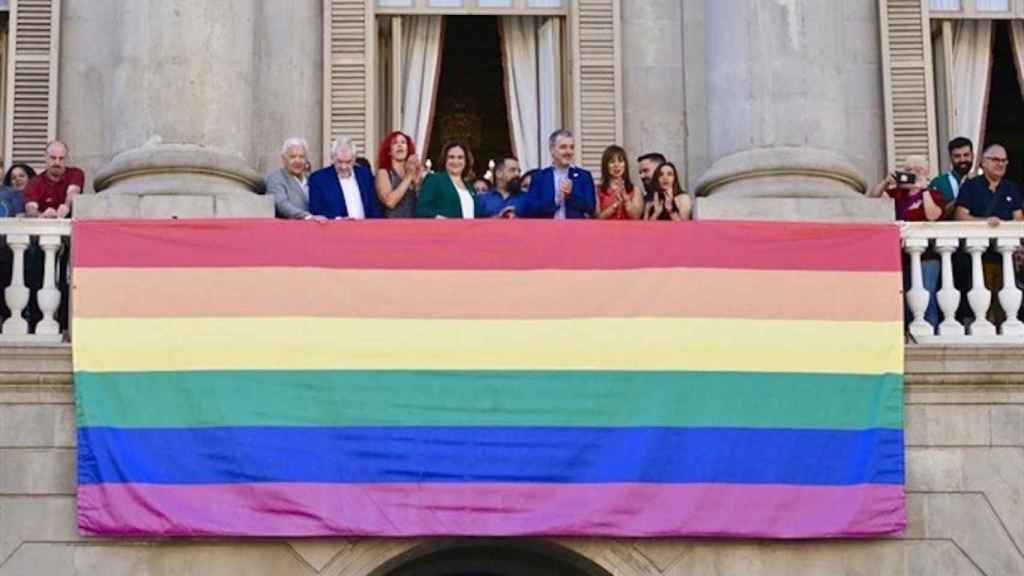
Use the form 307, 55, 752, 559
893, 171, 916, 186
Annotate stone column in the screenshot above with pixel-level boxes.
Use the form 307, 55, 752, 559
695, 0, 889, 222
621, 0, 685, 182
79, 0, 271, 218
253, 2, 324, 174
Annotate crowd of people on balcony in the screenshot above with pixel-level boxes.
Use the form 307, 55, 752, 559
0, 141, 80, 220
267, 129, 692, 223
868, 137, 1024, 330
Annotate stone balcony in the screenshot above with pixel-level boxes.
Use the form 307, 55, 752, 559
1, 219, 1023, 574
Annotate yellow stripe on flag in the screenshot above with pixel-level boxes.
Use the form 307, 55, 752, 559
74, 317, 904, 375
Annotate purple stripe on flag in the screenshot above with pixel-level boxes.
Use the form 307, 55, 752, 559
79, 482, 906, 538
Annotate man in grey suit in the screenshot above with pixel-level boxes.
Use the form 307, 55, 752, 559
266, 137, 325, 221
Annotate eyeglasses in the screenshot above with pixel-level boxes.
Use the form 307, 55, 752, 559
984, 157, 1009, 164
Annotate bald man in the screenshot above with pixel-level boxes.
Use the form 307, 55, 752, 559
24, 140, 84, 219
954, 144, 1023, 326
955, 144, 1023, 225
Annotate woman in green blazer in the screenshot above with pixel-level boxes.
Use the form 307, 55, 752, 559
416, 141, 478, 219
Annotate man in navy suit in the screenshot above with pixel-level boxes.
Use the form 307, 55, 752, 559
309, 136, 384, 219
522, 129, 596, 219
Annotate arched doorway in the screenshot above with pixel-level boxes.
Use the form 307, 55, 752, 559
372, 540, 614, 576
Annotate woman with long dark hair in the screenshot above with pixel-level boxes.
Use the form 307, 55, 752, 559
416, 141, 478, 219
0, 163, 37, 218
597, 145, 644, 220
375, 131, 423, 218
644, 162, 692, 221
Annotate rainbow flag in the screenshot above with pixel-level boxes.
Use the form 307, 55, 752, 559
73, 219, 906, 538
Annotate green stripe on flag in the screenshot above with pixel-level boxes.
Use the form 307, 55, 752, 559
75, 370, 903, 430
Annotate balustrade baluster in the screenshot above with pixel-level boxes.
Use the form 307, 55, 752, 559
996, 238, 1024, 337
904, 238, 932, 339
964, 238, 996, 336
1, 234, 31, 337
35, 235, 63, 338
934, 238, 965, 337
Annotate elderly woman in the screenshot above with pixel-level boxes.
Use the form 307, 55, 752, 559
266, 137, 324, 221
0, 163, 37, 218
869, 155, 946, 330
868, 155, 945, 222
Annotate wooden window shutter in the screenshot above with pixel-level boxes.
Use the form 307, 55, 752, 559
4, 0, 60, 169
879, 0, 938, 171
323, 0, 374, 162
573, 0, 622, 173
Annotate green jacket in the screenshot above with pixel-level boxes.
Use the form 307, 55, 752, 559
929, 171, 967, 205
416, 172, 477, 219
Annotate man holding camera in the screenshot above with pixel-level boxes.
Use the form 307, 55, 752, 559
869, 155, 946, 330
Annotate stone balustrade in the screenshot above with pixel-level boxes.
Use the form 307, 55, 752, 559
902, 221, 1024, 344
0, 219, 72, 344
4, 220, 1024, 348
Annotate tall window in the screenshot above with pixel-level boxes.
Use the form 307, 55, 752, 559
880, 0, 1024, 173
324, 0, 621, 173
374, 1, 567, 172
928, 0, 1024, 178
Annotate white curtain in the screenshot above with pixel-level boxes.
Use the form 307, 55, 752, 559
401, 16, 444, 154
951, 20, 993, 152
1010, 22, 1024, 106
501, 17, 562, 171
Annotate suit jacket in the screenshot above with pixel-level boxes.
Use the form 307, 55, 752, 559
415, 172, 477, 219
308, 164, 383, 219
523, 166, 596, 219
265, 168, 309, 219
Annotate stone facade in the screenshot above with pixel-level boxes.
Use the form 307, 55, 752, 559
54, 0, 894, 221
1, 346, 1022, 575
4, 1, 1020, 574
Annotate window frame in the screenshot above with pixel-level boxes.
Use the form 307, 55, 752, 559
928, 0, 1024, 19
375, 0, 567, 16
326, 0, 621, 172
375, 14, 570, 165
924, 3, 1024, 167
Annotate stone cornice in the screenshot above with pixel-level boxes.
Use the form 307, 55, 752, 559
0, 344, 72, 377
905, 345, 1024, 385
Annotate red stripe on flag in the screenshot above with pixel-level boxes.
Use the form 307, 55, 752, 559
72, 219, 902, 272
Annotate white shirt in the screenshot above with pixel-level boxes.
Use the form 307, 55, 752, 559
338, 173, 365, 220
552, 167, 570, 220
456, 186, 476, 219
295, 175, 309, 201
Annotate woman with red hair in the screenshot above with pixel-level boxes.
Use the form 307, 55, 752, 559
375, 131, 424, 218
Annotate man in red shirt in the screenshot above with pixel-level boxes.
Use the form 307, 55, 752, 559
24, 140, 84, 219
